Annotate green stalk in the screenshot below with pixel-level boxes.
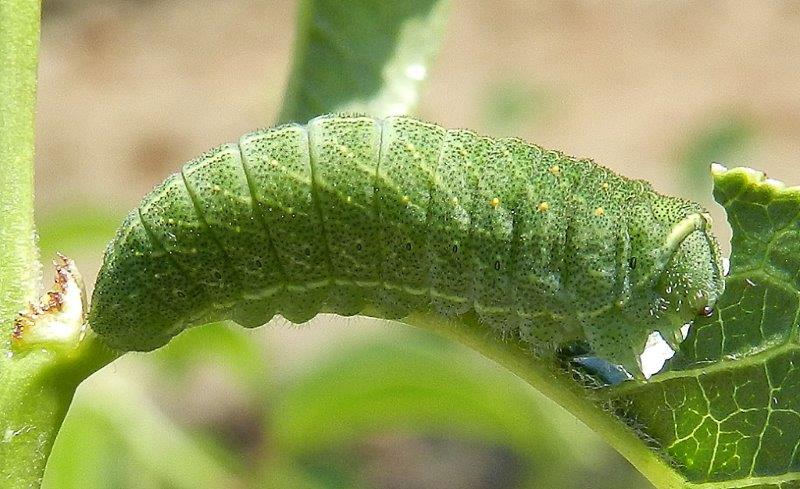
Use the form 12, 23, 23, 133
0, 255, 121, 486
0, 0, 41, 344
0, 336, 119, 487
0, 3, 122, 486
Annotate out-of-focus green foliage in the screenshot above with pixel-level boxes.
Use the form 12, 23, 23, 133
44, 322, 257, 488
278, 0, 450, 123
479, 79, 552, 134
36, 205, 123, 264
43, 374, 239, 489
264, 330, 646, 489
677, 114, 755, 200
45, 323, 646, 488
151, 320, 269, 396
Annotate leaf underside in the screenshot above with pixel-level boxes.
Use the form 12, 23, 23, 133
278, 0, 450, 123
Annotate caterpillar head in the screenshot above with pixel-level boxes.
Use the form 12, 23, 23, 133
586, 195, 725, 378
657, 213, 725, 312
652, 208, 725, 335
627, 196, 725, 357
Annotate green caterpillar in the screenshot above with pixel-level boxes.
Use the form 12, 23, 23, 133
88, 114, 725, 375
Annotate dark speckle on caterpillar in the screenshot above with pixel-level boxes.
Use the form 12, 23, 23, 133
88, 114, 725, 376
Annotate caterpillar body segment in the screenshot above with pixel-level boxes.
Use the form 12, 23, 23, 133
89, 114, 725, 374
375, 117, 445, 317
238, 124, 326, 323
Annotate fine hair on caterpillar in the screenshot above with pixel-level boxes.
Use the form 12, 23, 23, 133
88, 114, 725, 376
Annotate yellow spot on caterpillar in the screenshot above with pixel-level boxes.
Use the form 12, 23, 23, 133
490, 197, 500, 208
269, 159, 279, 167
404, 142, 416, 152
458, 147, 468, 157
601, 182, 610, 191
401, 195, 411, 205
346, 195, 352, 203
451, 197, 459, 205
338, 144, 348, 153
212, 184, 221, 192
549, 165, 561, 176
594, 207, 605, 217
167, 218, 175, 225
537, 201, 550, 212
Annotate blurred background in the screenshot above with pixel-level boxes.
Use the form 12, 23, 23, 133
34, 1, 800, 487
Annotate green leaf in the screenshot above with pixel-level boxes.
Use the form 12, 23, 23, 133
278, 0, 450, 123
607, 165, 800, 488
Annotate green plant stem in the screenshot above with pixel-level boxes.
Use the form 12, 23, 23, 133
0, 2, 108, 485
0, 0, 41, 338
400, 312, 688, 489
0, 333, 120, 487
